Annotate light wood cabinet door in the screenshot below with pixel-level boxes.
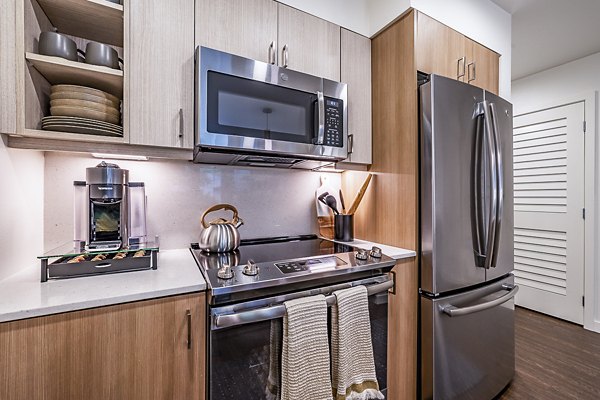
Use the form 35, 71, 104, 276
0, 293, 206, 400
128, 0, 194, 148
0, 0, 17, 134
277, 4, 340, 81
340, 28, 371, 165
466, 39, 500, 94
415, 11, 466, 82
195, 0, 277, 63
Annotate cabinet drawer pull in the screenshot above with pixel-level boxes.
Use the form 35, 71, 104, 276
468, 62, 476, 83
268, 41, 275, 64
186, 309, 192, 350
282, 44, 289, 68
178, 108, 184, 139
457, 57, 466, 80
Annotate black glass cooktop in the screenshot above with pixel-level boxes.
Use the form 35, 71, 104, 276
191, 234, 358, 269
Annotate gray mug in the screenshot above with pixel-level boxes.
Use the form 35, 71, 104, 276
38, 31, 84, 61
83, 42, 123, 70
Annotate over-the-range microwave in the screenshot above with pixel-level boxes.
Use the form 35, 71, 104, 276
194, 46, 348, 169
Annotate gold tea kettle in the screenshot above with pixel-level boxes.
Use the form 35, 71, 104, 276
199, 204, 244, 253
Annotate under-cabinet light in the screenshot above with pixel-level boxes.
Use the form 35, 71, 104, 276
91, 153, 149, 161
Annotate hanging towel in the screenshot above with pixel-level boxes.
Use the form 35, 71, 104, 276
331, 286, 384, 400
281, 294, 333, 400
265, 319, 282, 400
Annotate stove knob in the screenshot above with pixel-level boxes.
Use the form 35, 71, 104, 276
355, 248, 369, 260
370, 246, 382, 258
242, 259, 259, 276
217, 264, 234, 280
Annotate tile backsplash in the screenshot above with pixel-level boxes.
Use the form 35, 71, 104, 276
44, 153, 340, 251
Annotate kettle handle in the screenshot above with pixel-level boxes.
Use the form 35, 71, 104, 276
201, 203, 240, 229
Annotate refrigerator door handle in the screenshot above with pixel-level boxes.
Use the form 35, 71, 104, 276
471, 104, 487, 267
440, 284, 519, 317
489, 102, 504, 268
482, 100, 499, 270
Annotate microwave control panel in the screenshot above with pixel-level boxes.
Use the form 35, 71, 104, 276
324, 98, 344, 147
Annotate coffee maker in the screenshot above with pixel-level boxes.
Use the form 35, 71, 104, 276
74, 161, 147, 251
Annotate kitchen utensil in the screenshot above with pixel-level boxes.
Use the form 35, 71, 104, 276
42, 116, 123, 131
50, 105, 120, 125
199, 204, 244, 253
38, 31, 83, 61
339, 189, 346, 214
334, 214, 354, 242
41, 123, 123, 137
347, 174, 373, 215
50, 91, 120, 108
324, 194, 340, 215
83, 41, 123, 70
51, 84, 121, 103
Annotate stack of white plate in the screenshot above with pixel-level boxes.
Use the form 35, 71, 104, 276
43, 85, 122, 136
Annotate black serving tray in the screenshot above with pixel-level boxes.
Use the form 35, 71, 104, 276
39, 246, 158, 282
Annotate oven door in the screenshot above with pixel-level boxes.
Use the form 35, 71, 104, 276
208, 276, 391, 399
196, 46, 348, 161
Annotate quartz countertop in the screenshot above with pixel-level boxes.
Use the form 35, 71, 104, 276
0, 249, 206, 323
331, 238, 416, 260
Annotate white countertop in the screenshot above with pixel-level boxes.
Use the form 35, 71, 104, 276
331, 238, 416, 260
0, 249, 206, 323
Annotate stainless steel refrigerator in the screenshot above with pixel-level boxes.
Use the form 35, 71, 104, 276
419, 74, 518, 400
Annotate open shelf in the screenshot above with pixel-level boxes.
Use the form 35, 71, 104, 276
21, 128, 125, 144
36, 0, 124, 47
26, 52, 123, 98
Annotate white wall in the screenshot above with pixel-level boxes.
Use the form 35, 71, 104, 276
0, 137, 44, 280
44, 153, 340, 251
512, 51, 600, 331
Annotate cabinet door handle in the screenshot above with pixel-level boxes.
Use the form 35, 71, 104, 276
348, 133, 354, 155
268, 41, 275, 64
457, 57, 466, 80
186, 309, 192, 350
178, 108, 184, 139
468, 62, 476, 83
282, 44, 289, 68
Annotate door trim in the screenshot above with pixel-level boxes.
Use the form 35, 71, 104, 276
515, 91, 598, 333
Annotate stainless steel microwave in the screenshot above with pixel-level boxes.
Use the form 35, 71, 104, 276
194, 46, 348, 169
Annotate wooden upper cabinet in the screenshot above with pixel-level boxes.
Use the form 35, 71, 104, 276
416, 12, 466, 82
128, 0, 194, 149
340, 28, 371, 165
0, 0, 17, 135
195, 0, 277, 63
415, 11, 499, 94
466, 40, 500, 94
277, 4, 340, 81
0, 293, 205, 400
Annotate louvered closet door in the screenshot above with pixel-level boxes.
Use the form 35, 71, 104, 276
513, 102, 585, 324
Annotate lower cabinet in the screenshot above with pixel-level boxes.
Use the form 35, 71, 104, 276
0, 292, 206, 400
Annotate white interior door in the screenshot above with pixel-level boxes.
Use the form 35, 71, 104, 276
513, 102, 585, 324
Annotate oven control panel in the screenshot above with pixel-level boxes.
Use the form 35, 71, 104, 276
275, 256, 346, 274
323, 98, 344, 148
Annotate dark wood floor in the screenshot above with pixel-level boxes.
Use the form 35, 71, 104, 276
496, 307, 600, 400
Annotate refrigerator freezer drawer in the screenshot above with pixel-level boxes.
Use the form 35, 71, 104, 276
421, 275, 516, 400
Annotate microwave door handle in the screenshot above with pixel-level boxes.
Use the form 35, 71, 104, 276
316, 91, 325, 145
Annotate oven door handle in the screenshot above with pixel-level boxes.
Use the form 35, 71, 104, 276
213, 279, 394, 330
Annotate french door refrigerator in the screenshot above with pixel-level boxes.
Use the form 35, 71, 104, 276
419, 74, 518, 400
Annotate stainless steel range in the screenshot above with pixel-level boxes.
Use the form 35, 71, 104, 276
190, 235, 396, 399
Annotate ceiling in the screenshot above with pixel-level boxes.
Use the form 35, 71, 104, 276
491, 0, 600, 80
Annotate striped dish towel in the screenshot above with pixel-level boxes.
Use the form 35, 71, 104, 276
331, 286, 384, 400
281, 294, 333, 400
